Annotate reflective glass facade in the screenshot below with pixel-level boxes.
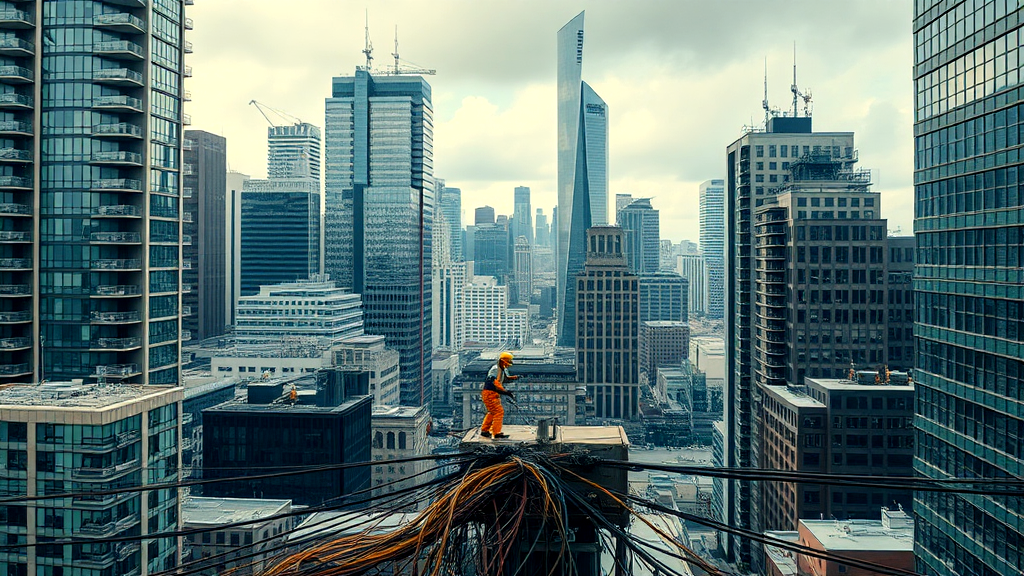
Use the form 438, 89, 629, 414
436, 180, 462, 261
0, 0, 188, 385
699, 179, 726, 319
912, 1, 1024, 575
239, 178, 320, 296
556, 12, 609, 347
325, 71, 433, 408
618, 198, 659, 274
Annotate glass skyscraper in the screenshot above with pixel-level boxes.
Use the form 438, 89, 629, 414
912, 2, 1024, 575
325, 70, 434, 408
239, 178, 320, 296
512, 185, 532, 245
556, 11, 609, 346
0, 0, 190, 385
618, 197, 660, 274
699, 179, 725, 319
437, 179, 463, 261
267, 123, 321, 191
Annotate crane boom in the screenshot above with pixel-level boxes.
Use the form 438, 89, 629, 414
248, 100, 305, 127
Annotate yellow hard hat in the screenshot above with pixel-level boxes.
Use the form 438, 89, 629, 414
499, 351, 514, 365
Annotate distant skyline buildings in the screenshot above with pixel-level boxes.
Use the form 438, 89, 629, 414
475, 205, 495, 226
512, 186, 533, 245
268, 123, 322, 192
556, 10, 610, 347
437, 180, 464, 261
618, 198, 660, 274
699, 179, 725, 319
324, 69, 434, 408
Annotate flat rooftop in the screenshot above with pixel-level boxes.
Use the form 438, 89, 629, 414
764, 386, 825, 409
206, 392, 369, 415
462, 360, 576, 376
290, 511, 420, 544
806, 377, 914, 391
763, 531, 800, 576
801, 519, 914, 552
372, 405, 426, 418
183, 497, 291, 526
460, 424, 628, 447
0, 382, 180, 410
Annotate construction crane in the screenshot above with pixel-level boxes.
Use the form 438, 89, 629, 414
248, 100, 305, 127
381, 25, 435, 76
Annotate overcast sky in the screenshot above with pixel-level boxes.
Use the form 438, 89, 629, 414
187, 1, 915, 243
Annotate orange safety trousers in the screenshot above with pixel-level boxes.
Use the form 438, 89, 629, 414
480, 390, 504, 435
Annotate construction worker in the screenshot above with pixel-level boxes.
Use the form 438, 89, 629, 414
480, 351, 517, 439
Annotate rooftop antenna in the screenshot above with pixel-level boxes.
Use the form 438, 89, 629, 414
392, 25, 400, 74
361, 10, 373, 71
791, 42, 798, 117
762, 58, 770, 127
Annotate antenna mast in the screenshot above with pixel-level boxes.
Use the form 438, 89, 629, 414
361, 10, 373, 71
392, 25, 400, 74
762, 58, 770, 128
791, 43, 799, 117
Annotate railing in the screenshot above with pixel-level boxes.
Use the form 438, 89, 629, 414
184, 17, 194, 29
93, 365, 139, 378
182, 187, 193, 198
0, 38, 33, 53
91, 259, 141, 270
181, 306, 192, 316
0, 363, 29, 375
92, 178, 143, 191
90, 232, 141, 243
0, 66, 32, 81
0, 148, 32, 161
181, 330, 192, 341
182, 235, 192, 245
0, 258, 30, 269
91, 311, 140, 323
182, 212, 193, 222
0, 311, 31, 322
0, 93, 31, 107
0, 10, 35, 25
0, 337, 29, 349
93, 285, 140, 296
0, 231, 30, 241
94, 41, 144, 58
0, 202, 30, 214
95, 205, 140, 217
0, 285, 30, 296
116, 542, 139, 561
182, 112, 192, 124
0, 120, 31, 133
93, 68, 144, 84
150, 233, 178, 243
90, 151, 143, 164
93, 123, 143, 138
93, 95, 143, 110
150, 208, 178, 219
181, 260, 193, 269
181, 283, 192, 292
94, 13, 145, 30
182, 90, 192, 101
93, 337, 141, 349
0, 176, 30, 187
183, 40, 193, 53
150, 184, 178, 195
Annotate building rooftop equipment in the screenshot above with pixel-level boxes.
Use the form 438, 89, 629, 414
182, 497, 292, 527
0, 382, 180, 410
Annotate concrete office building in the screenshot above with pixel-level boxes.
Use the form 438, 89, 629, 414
0, 1, 191, 385
462, 276, 527, 348
203, 372, 372, 506
618, 198, 660, 274
725, 115, 857, 564
183, 130, 228, 341
512, 236, 533, 305
267, 124, 321, 191
182, 374, 239, 485
329, 335, 401, 407
436, 179, 463, 261
474, 223, 510, 283
576, 227, 640, 420
371, 405, 430, 510
639, 321, 690, 379
227, 170, 250, 325
453, 359, 587, 430
556, 11, 609, 347
0, 382, 183, 575
699, 179, 726, 319
182, 497, 296, 576
677, 254, 709, 317
912, 5, 1024, 575
325, 70, 434, 408
639, 272, 688, 323
512, 186, 533, 245
432, 208, 466, 352
239, 178, 320, 296
234, 278, 364, 350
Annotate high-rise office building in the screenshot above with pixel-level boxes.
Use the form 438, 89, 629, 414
475, 205, 495, 226
0, 383, 183, 575
512, 186, 533, 245
268, 123, 321, 192
462, 276, 527, 348
513, 236, 533, 305
677, 254, 709, 317
239, 178, 320, 296
912, 4, 1024, 575
474, 224, 510, 282
618, 198, 660, 274
325, 70, 433, 408
550, 206, 558, 251
234, 278, 364, 350
699, 179, 726, 319
183, 130, 227, 342
615, 193, 634, 218
535, 209, 549, 247
436, 179, 463, 261
639, 272, 688, 323
576, 226, 639, 420
639, 320, 689, 379
432, 208, 466, 352
725, 116, 856, 564
556, 11, 609, 347
0, 2, 191, 385
227, 170, 250, 325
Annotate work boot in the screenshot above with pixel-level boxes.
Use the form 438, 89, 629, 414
480, 431, 491, 438
493, 433, 509, 439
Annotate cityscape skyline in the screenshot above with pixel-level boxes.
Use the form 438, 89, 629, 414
185, 1, 915, 242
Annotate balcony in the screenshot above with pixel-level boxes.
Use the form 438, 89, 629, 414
150, 233, 178, 244
89, 232, 141, 244
92, 337, 142, 351
184, 17, 194, 30
0, 37, 33, 57
72, 492, 133, 508
182, 163, 194, 175
0, 202, 30, 215
0, 93, 31, 109
91, 285, 141, 297
92, 178, 142, 192
94, 205, 140, 218
0, 258, 30, 270
181, 306, 192, 316
93, 364, 141, 379
182, 234, 192, 245
150, 184, 178, 196
0, 337, 29, 350
0, 231, 30, 243
0, 363, 29, 376
183, 40, 193, 54
0, 311, 30, 323
91, 259, 142, 271
92, 123, 143, 139
78, 512, 140, 535
0, 65, 33, 83
181, 260, 192, 270
76, 550, 115, 569
182, 187, 193, 198
101, 0, 147, 7
94, 40, 144, 61
89, 151, 143, 167
94, 13, 146, 34
117, 543, 139, 561
181, 330, 191, 342
150, 208, 178, 219
93, 67, 144, 87
0, 120, 31, 137
93, 95, 143, 113
182, 212, 193, 222
91, 311, 141, 324
0, 148, 31, 163
0, 285, 30, 297
181, 283, 192, 293
0, 10, 34, 29
182, 112, 191, 125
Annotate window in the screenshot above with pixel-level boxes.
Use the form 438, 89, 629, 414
797, 197, 807, 207
386, 432, 395, 449
398, 432, 407, 450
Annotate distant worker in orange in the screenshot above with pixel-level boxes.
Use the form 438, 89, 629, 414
480, 351, 517, 439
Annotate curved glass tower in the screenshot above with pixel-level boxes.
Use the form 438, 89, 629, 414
556, 11, 608, 347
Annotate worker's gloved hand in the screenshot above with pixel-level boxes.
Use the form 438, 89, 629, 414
507, 391, 516, 401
